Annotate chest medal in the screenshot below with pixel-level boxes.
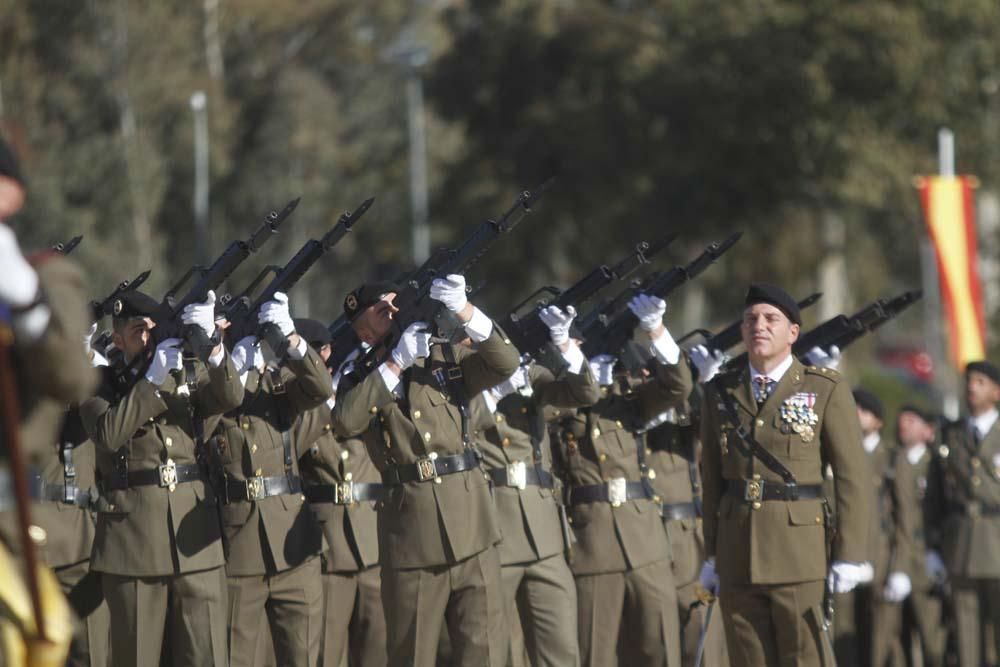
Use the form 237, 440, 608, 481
780, 392, 819, 443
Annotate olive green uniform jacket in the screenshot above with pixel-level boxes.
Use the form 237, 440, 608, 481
213, 348, 330, 576
296, 403, 380, 573
332, 323, 520, 569
81, 352, 244, 576
481, 361, 600, 565
700, 360, 871, 586
553, 357, 693, 576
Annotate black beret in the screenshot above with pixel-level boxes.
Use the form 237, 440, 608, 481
852, 387, 884, 421
966, 360, 1000, 386
343, 281, 400, 321
293, 318, 331, 349
0, 139, 24, 188
897, 403, 935, 424
744, 283, 801, 325
111, 289, 164, 321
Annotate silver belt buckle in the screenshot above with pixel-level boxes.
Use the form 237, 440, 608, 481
506, 461, 527, 490
607, 477, 627, 507
335, 481, 355, 504
744, 479, 764, 502
245, 476, 266, 501
158, 458, 178, 492
416, 452, 439, 482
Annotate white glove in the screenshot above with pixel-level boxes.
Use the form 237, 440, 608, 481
883, 571, 912, 603
231, 335, 265, 375
83, 322, 98, 357
258, 291, 294, 337
490, 365, 530, 402
627, 293, 666, 332
689, 344, 727, 383
391, 322, 432, 370
429, 274, 468, 313
181, 290, 217, 338
145, 338, 184, 387
0, 225, 39, 308
698, 558, 719, 595
589, 354, 617, 386
805, 345, 841, 370
828, 561, 874, 594
926, 550, 947, 582
539, 305, 576, 346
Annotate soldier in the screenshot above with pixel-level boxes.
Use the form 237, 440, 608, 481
80, 289, 244, 666
293, 318, 387, 667
925, 360, 1000, 667
332, 275, 520, 666
553, 293, 692, 666
0, 136, 90, 664
699, 283, 873, 667
213, 295, 329, 667
478, 305, 600, 667
896, 404, 946, 667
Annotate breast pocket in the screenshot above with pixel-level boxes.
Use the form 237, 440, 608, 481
773, 413, 819, 461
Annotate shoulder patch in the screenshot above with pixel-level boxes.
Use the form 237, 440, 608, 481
804, 365, 841, 382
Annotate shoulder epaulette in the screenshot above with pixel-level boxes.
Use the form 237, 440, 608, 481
804, 365, 841, 382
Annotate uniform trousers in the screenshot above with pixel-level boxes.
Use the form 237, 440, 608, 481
501, 552, 579, 667
101, 566, 227, 666
902, 587, 946, 667
380, 545, 507, 667
949, 576, 1000, 667
575, 557, 680, 667
320, 565, 386, 667
720, 579, 832, 667
677, 577, 729, 667
57, 559, 109, 667
227, 556, 322, 667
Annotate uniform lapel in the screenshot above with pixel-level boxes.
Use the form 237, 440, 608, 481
731, 368, 757, 417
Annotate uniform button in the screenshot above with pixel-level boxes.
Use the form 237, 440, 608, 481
502, 438, 510, 447
255, 468, 263, 476
648, 469, 656, 480
108, 504, 116, 511
300, 494, 306, 501
434, 477, 442, 485
323, 424, 331, 432
164, 437, 173, 447
755, 419, 764, 427
28, 525, 47, 546
370, 406, 378, 414
495, 415, 504, 424
413, 410, 422, 419
553, 410, 561, 417
251, 444, 258, 453
653, 495, 661, 503
345, 472, 353, 481
972, 458, 981, 468
752, 473, 761, 481
521, 407, 528, 414
599, 453, 607, 462
815, 516, 822, 524
615, 420, 623, 428
592, 428, 601, 438
242, 421, 250, 430
340, 451, 349, 460
752, 501, 762, 510
567, 516, 574, 524
972, 476, 981, 486
646, 448, 652, 455
424, 432, 432, 443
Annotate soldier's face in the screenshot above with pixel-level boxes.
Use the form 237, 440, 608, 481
0, 176, 25, 220
856, 407, 883, 435
318, 343, 331, 363
352, 293, 399, 345
897, 411, 927, 446
112, 317, 155, 363
965, 371, 1000, 414
740, 303, 799, 363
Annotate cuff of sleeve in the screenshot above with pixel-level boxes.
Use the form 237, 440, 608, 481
561, 343, 585, 374
286, 336, 307, 360
207, 346, 225, 368
482, 390, 498, 414
463, 307, 493, 343
378, 362, 401, 394
650, 329, 681, 365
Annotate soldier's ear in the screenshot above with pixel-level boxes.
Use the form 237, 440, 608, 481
788, 322, 800, 343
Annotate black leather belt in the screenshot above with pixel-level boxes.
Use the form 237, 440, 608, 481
99, 461, 203, 492
223, 474, 302, 504
661, 501, 699, 521
29, 478, 92, 508
950, 502, 1000, 517
304, 482, 386, 505
569, 479, 651, 506
725, 479, 823, 502
487, 464, 554, 489
383, 449, 481, 485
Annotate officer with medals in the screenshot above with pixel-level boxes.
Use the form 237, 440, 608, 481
332, 275, 520, 667
210, 294, 329, 667
925, 360, 1000, 667
80, 288, 243, 666
293, 318, 387, 667
477, 305, 600, 667
552, 293, 693, 666
699, 284, 872, 667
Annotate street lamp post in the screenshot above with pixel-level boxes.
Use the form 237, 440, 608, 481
190, 91, 210, 264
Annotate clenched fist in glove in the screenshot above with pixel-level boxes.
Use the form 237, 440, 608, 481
828, 561, 874, 594
589, 354, 617, 386
628, 293, 666, 333
181, 290, 218, 339
804, 345, 841, 371
391, 322, 432, 370
429, 274, 468, 314
539, 305, 575, 348
145, 338, 184, 387
689, 344, 727, 384
258, 292, 295, 337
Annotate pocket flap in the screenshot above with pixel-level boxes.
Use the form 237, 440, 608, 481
787, 499, 824, 526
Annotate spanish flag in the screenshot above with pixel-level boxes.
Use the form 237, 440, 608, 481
917, 175, 986, 367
